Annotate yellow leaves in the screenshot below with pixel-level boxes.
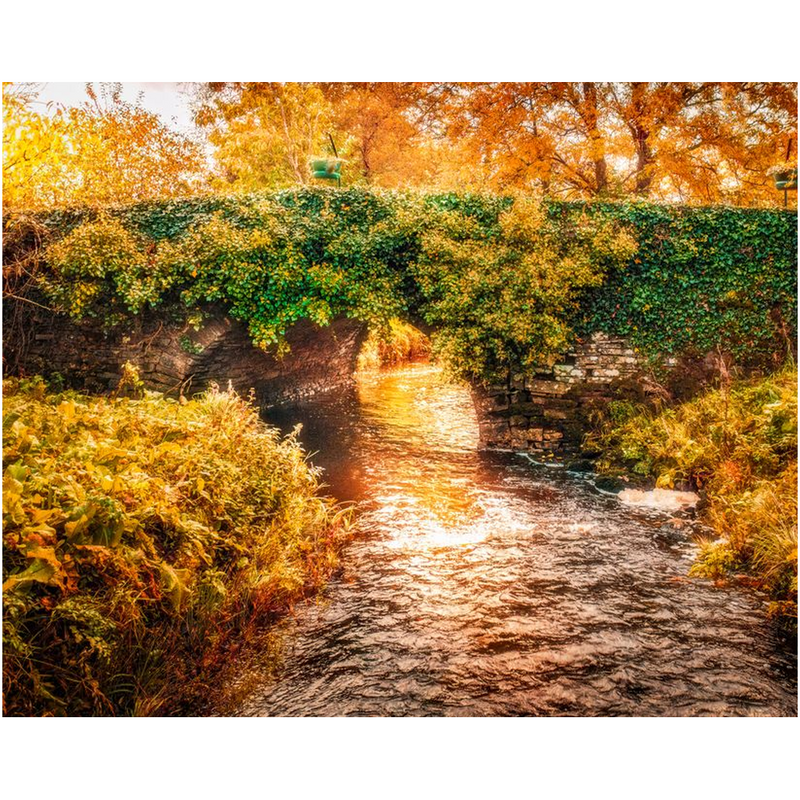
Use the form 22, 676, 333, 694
4, 83, 204, 212
3, 556, 63, 593
204, 82, 334, 192
500, 196, 546, 244
83, 458, 127, 498
6, 417, 39, 455
95, 443, 132, 462
158, 563, 192, 611
3, 490, 26, 525
58, 400, 76, 422
28, 507, 59, 526
3, 465, 29, 525
2, 375, 350, 713
655, 472, 676, 490
65, 514, 91, 542
155, 441, 182, 457
24, 545, 61, 572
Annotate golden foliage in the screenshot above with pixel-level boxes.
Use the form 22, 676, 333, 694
440, 82, 798, 205
5, 82, 796, 207
357, 319, 431, 371
2, 376, 350, 715
3, 83, 204, 211
195, 82, 334, 189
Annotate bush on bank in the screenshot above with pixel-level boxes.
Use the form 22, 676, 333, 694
2, 375, 350, 716
357, 319, 431, 371
585, 365, 797, 628
5, 188, 795, 383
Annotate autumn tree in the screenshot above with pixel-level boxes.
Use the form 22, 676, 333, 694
437, 82, 797, 205
3, 83, 67, 211
6, 82, 794, 207
3, 82, 204, 211
195, 82, 454, 190
320, 82, 435, 188
193, 82, 335, 190
633, 82, 797, 204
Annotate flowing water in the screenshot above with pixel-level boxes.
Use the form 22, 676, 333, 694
235, 365, 797, 717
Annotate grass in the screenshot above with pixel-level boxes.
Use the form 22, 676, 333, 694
585, 364, 798, 629
2, 373, 351, 715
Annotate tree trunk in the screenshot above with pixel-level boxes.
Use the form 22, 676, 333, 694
630, 83, 655, 196
582, 82, 608, 195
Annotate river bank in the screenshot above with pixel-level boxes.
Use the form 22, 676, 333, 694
2, 374, 350, 716
584, 364, 797, 631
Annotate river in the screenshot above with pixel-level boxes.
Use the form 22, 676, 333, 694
233, 365, 796, 716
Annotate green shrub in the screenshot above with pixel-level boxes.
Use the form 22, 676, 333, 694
41, 213, 173, 322
412, 196, 636, 381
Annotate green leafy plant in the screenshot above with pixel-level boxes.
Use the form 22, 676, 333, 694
41, 213, 173, 322
412, 195, 637, 382
178, 335, 204, 355
573, 202, 797, 367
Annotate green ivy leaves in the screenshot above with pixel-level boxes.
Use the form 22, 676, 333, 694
574, 202, 797, 365
31, 189, 797, 382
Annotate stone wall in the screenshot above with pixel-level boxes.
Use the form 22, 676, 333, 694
4, 305, 367, 409
472, 333, 673, 453
5, 306, 667, 455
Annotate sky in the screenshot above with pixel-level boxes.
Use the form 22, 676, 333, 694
32, 82, 196, 132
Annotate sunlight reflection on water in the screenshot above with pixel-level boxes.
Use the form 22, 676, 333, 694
234, 365, 797, 717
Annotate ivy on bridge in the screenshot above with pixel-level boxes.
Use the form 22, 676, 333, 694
7, 188, 796, 382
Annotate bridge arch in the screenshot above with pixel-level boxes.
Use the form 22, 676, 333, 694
12, 302, 655, 454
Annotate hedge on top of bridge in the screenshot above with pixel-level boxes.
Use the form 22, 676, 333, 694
12, 188, 797, 381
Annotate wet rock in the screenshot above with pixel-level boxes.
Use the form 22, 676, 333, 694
594, 475, 628, 493
565, 458, 595, 473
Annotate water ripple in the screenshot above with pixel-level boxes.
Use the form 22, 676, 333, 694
235, 366, 797, 717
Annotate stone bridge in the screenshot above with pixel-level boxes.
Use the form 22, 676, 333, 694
4, 190, 793, 454
8, 303, 659, 454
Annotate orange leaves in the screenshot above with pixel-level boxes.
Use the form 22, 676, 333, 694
5, 82, 796, 208
415, 82, 797, 204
